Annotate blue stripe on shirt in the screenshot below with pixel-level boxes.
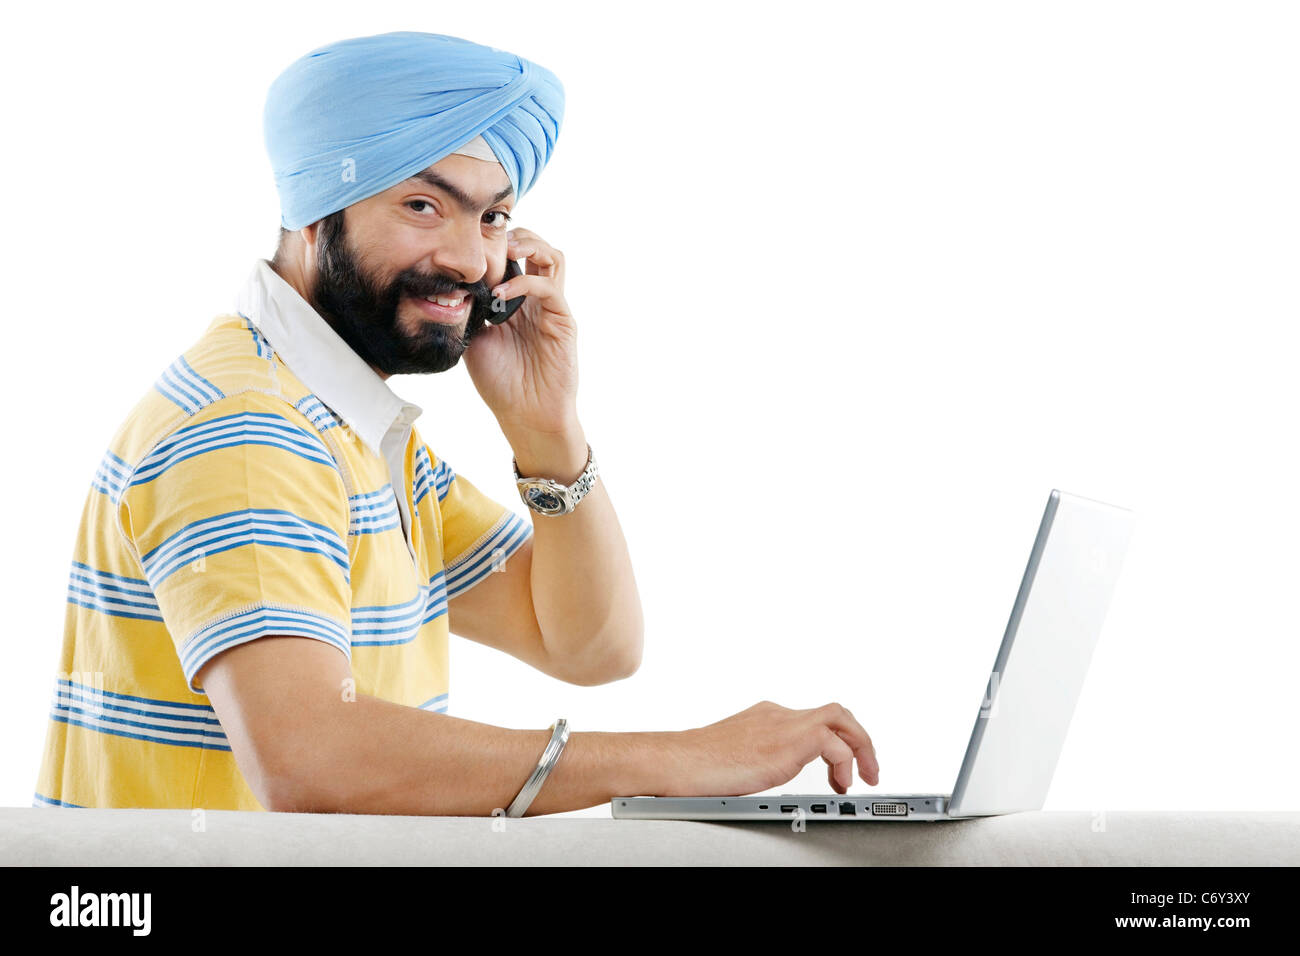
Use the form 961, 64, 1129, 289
139, 508, 350, 588
66, 561, 164, 622
178, 605, 352, 691
130, 412, 338, 487
153, 354, 225, 414
349, 485, 401, 535
444, 512, 532, 599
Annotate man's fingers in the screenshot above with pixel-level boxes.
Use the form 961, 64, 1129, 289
818, 728, 855, 794
490, 273, 569, 317
507, 240, 559, 275
815, 703, 880, 786
506, 229, 564, 284
824, 758, 844, 795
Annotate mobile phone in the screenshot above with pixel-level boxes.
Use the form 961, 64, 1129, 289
486, 257, 527, 325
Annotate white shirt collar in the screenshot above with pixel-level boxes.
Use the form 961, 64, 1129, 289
233, 259, 423, 460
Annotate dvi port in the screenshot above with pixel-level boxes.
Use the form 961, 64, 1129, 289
871, 802, 909, 817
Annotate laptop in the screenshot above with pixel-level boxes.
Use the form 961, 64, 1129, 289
611, 489, 1135, 822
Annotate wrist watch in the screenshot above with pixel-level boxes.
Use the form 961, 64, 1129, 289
513, 443, 599, 516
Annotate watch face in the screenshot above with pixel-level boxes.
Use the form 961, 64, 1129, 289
525, 484, 566, 515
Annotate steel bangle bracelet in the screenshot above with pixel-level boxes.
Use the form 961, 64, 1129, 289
505, 719, 570, 818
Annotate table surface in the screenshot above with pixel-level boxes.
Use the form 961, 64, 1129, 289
3, 809, 1297, 866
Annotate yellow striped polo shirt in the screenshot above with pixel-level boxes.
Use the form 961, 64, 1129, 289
35, 259, 532, 810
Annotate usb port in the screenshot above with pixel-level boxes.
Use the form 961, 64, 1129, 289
780, 805, 799, 814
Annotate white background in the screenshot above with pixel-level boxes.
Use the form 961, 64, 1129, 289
2, 1, 1296, 818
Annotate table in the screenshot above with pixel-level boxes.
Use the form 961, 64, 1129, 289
3, 809, 1296, 866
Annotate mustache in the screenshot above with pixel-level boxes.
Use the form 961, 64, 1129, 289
402, 273, 493, 307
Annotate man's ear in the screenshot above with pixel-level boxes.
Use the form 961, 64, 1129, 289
299, 222, 324, 275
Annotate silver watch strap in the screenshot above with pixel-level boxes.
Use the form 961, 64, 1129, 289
505, 719, 569, 818
567, 446, 599, 502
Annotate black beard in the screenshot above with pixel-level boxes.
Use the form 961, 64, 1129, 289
308, 211, 493, 376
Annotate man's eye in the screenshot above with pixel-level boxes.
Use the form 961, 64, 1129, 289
406, 200, 436, 214
484, 210, 512, 228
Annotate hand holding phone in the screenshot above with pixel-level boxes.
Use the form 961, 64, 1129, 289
486, 257, 527, 325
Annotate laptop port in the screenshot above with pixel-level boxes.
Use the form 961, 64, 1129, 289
810, 804, 827, 813
780, 805, 799, 813
839, 801, 856, 815
871, 802, 909, 817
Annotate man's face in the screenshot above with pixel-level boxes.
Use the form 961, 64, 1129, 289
306, 155, 516, 376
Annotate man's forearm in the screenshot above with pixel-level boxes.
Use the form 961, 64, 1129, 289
505, 419, 644, 682
273, 692, 681, 816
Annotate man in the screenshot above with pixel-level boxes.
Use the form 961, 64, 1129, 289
35, 31, 879, 816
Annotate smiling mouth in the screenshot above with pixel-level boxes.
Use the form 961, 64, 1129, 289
407, 291, 472, 323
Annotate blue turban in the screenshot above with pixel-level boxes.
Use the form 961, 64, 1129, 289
264, 31, 565, 231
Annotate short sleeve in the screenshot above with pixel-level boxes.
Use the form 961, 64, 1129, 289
119, 392, 354, 693
430, 448, 533, 599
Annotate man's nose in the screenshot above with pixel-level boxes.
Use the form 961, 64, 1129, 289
429, 220, 489, 286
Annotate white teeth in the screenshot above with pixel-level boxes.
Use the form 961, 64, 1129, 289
424, 294, 465, 308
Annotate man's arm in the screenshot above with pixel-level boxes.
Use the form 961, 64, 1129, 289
446, 422, 644, 686
198, 636, 880, 815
